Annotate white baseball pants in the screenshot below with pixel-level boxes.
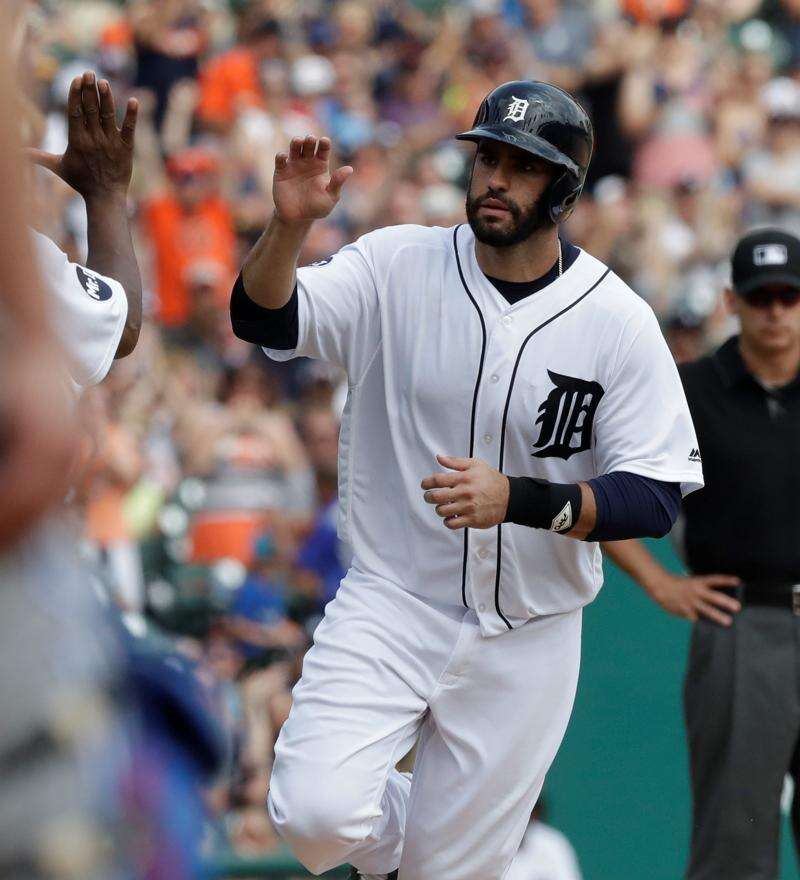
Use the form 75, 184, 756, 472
268, 569, 582, 879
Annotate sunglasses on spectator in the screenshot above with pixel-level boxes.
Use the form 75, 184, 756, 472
742, 287, 800, 309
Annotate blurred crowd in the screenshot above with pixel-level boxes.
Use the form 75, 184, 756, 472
19, 0, 800, 866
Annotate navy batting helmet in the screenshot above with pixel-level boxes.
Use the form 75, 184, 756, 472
456, 81, 593, 224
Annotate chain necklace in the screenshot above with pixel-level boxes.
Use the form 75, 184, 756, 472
557, 238, 563, 277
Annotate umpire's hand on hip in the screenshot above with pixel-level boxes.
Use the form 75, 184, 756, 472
645, 571, 742, 627
28, 71, 137, 201
421, 454, 510, 530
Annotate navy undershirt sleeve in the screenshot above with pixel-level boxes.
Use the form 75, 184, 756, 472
230, 272, 299, 350
587, 471, 681, 542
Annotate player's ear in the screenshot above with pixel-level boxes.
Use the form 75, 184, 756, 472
723, 287, 738, 317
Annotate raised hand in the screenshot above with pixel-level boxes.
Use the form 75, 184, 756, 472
273, 136, 353, 226
28, 71, 137, 201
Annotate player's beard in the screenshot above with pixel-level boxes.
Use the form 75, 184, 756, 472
465, 188, 553, 247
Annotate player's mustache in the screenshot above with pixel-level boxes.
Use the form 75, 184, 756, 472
475, 192, 520, 217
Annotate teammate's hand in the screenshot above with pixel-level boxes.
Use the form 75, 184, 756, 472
646, 572, 742, 626
28, 71, 137, 201
273, 136, 353, 225
421, 454, 509, 530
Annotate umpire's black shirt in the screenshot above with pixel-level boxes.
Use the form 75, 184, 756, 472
679, 335, 800, 581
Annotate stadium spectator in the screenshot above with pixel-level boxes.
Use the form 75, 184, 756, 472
130, 0, 209, 131
142, 146, 236, 328
196, 14, 284, 131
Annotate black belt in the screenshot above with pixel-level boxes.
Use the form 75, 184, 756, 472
720, 581, 800, 614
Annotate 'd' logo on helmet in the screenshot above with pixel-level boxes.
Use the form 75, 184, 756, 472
504, 96, 529, 123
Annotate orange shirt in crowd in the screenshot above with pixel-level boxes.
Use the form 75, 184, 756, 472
143, 194, 236, 326
197, 47, 265, 128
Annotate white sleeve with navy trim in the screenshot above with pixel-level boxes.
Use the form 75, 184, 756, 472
593, 303, 704, 497
262, 233, 381, 384
31, 229, 128, 388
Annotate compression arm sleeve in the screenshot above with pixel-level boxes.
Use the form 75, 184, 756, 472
504, 471, 680, 540
230, 271, 299, 350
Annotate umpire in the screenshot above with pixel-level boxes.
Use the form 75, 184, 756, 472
605, 227, 800, 879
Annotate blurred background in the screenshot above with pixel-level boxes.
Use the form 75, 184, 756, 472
15, 0, 800, 876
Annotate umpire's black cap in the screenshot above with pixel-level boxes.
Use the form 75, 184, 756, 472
732, 228, 800, 296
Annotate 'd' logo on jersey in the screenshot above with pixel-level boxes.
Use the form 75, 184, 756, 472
504, 96, 529, 123
532, 371, 604, 460
76, 266, 113, 301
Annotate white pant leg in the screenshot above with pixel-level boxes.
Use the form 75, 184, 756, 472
399, 607, 583, 880
268, 572, 468, 875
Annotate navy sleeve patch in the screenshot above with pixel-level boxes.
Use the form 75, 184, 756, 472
75, 265, 114, 301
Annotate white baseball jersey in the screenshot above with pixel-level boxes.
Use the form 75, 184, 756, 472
32, 230, 128, 390
264, 223, 703, 636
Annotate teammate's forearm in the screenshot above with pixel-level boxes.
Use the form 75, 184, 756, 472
85, 193, 142, 357
242, 215, 313, 309
601, 538, 670, 594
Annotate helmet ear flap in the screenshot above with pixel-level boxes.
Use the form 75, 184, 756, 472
546, 170, 582, 223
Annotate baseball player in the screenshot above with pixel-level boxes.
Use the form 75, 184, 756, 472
0, 20, 141, 873
230, 81, 704, 880
29, 70, 141, 392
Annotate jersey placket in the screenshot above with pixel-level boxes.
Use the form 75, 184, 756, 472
468, 310, 524, 633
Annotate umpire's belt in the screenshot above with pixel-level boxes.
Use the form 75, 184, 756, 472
721, 581, 800, 615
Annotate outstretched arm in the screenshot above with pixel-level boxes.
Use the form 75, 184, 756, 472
30, 71, 142, 358
239, 136, 352, 311
0, 11, 76, 549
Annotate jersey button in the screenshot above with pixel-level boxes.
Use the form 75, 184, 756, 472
483, 433, 492, 444
490, 374, 500, 383
502, 315, 512, 326
478, 603, 486, 612
477, 548, 489, 559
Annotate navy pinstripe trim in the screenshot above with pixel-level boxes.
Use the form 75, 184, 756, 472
494, 268, 611, 629
453, 224, 487, 609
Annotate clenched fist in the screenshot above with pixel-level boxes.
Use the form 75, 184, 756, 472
421, 454, 510, 531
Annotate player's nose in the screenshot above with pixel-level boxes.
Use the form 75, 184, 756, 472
487, 164, 510, 191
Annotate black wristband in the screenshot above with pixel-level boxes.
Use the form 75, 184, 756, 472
504, 477, 582, 533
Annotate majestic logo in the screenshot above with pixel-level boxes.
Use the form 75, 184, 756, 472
532, 371, 605, 460
503, 96, 529, 123
75, 265, 113, 301
688, 448, 702, 463
753, 244, 788, 266
310, 255, 334, 267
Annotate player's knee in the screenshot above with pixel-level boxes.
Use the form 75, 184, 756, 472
268, 762, 373, 874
